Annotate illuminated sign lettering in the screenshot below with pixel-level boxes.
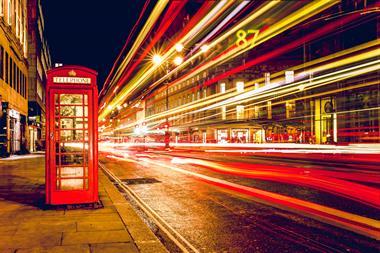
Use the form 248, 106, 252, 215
53, 77, 91, 84
236, 29, 260, 49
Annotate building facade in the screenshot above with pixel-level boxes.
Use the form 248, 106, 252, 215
27, 0, 51, 152
0, 0, 28, 156
143, 0, 379, 145
101, 0, 379, 146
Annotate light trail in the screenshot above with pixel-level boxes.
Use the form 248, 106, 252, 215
143, 0, 281, 97
99, 0, 151, 98
114, 55, 379, 131
141, 39, 378, 126
99, 0, 236, 120
150, 0, 339, 99
189, 0, 251, 54
196, 58, 379, 112
116, 41, 378, 131
102, 152, 380, 240
102, 0, 169, 100
101, 0, 188, 108
168, 157, 380, 208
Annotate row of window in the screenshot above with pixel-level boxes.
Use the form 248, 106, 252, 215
0, 0, 27, 47
0, 45, 27, 98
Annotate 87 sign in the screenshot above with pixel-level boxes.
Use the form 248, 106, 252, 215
236, 29, 260, 49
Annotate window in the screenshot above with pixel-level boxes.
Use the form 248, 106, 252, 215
236, 105, 245, 120
264, 72, 270, 85
15, 0, 18, 36
20, 73, 23, 97
12, 60, 16, 90
15, 64, 18, 92
286, 101, 296, 119
5, 52, 8, 83
220, 83, 226, 93
285, 70, 294, 84
0, 0, 4, 16
7, 0, 12, 25
221, 106, 226, 120
253, 106, 259, 119
9, 57, 13, 88
236, 81, 244, 92
0, 46, 3, 80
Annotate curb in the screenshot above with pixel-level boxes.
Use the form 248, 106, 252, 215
99, 170, 168, 253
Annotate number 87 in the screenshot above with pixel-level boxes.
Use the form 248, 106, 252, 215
236, 29, 260, 49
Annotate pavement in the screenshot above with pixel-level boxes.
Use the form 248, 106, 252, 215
0, 154, 167, 253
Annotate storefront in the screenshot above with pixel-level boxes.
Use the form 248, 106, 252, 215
0, 102, 7, 156
8, 109, 22, 154
231, 128, 249, 143
0, 106, 27, 156
217, 129, 228, 143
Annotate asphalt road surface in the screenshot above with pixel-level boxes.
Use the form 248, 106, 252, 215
99, 150, 379, 253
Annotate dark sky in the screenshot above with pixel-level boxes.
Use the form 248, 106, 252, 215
42, 1, 147, 90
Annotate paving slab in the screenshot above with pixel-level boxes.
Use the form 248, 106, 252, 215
90, 242, 139, 253
14, 244, 91, 253
62, 230, 132, 245
0, 155, 168, 253
77, 220, 126, 231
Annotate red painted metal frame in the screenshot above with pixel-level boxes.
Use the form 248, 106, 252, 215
46, 66, 98, 205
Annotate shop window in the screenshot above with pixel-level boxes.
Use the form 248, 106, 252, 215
217, 129, 228, 143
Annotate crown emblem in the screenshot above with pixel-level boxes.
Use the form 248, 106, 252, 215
68, 70, 77, 76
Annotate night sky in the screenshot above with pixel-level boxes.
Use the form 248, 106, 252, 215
42, 1, 147, 90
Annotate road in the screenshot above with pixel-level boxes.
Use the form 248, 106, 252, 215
99, 147, 380, 253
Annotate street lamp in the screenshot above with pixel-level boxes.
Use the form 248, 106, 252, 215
152, 54, 163, 65
151, 53, 183, 150
200, 44, 209, 53
175, 43, 184, 53
173, 56, 183, 66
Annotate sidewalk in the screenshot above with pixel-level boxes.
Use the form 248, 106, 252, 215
0, 154, 167, 253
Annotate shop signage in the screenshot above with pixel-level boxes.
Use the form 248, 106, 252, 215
9, 109, 20, 119
53, 77, 91, 84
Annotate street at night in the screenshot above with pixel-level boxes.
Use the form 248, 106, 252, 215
0, 0, 379, 252
98, 146, 380, 252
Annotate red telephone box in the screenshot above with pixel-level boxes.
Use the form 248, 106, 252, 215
45, 66, 98, 205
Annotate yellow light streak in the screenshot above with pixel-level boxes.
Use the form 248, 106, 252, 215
100, 0, 169, 110
99, 0, 280, 120
114, 46, 379, 131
